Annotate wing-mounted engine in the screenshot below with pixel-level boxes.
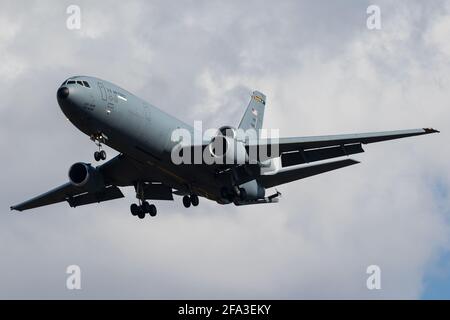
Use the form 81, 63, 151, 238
207, 126, 249, 165
68, 162, 105, 192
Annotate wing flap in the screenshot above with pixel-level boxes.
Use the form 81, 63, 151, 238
258, 159, 360, 188
281, 143, 364, 167
67, 186, 124, 208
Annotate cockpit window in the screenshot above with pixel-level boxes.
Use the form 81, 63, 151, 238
77, 81, 84, 86
82, 81, 90, 88
67, 80, 76, 84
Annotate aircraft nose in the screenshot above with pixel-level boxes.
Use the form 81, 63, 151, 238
57, 87, 69, 100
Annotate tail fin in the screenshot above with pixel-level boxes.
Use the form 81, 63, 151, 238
238, 91, 266, 137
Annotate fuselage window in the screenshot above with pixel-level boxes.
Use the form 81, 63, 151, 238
83, 81, 90, 88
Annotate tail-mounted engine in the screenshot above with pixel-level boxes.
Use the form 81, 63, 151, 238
208, 126, 248, 165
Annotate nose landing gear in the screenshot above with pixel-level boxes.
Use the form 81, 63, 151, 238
91, 133, 107, 161
94, 150, 107, 162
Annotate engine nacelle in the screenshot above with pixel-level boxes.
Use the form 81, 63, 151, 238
208, 126, 248, 165
68, 162, 105, 192
238, 180, 265, 200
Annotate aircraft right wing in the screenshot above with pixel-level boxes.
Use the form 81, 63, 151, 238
10, 155, 133, 212
10, 182, 124, 212
10, 153, 179, 212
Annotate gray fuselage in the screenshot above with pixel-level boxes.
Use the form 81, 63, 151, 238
57, 76, 224, 202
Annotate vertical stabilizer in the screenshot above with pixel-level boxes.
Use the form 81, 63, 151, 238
238, 91, 266, 137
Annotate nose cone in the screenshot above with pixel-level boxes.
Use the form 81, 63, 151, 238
57, 86, 69, 101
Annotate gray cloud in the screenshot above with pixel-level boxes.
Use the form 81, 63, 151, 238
0, 0, 449, 299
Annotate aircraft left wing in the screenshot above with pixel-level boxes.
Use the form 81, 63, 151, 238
258, 158, 360, 188
248, 128, 439, 164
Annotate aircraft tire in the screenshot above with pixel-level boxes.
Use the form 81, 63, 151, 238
130, 203, 139, 216
182, 195, 191, 208
137, 211, 146, 219
190, 195, 199, 207
149, 204, 157, 217
142, 201, 151, 213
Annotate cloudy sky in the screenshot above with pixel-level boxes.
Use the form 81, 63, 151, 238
1, 0, 449, 299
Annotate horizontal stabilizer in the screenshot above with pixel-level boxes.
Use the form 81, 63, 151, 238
258, 159, 360, 188
234, 190, 281, 206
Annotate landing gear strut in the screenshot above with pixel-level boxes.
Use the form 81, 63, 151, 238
91, 133, 107, 161
130, 182, 157, 219
182, 194, 199, 208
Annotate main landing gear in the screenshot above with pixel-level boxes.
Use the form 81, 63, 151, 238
130, 201, 157, 219
91, 133, 107, 162
182, 194, 199, 208
130, 182, 157, 219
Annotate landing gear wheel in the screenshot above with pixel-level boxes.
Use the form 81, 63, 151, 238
149, 204, 157, 217
190, 195, 199, 207
94, 151, 101, 162
100, 150, 107, 160
182, 195, 191, 208
142, 201, 151, 213
130, 203, 139, 216
137, 210, 146, 219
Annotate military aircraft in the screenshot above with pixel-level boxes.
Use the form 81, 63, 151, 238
10, 76, 439, 218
